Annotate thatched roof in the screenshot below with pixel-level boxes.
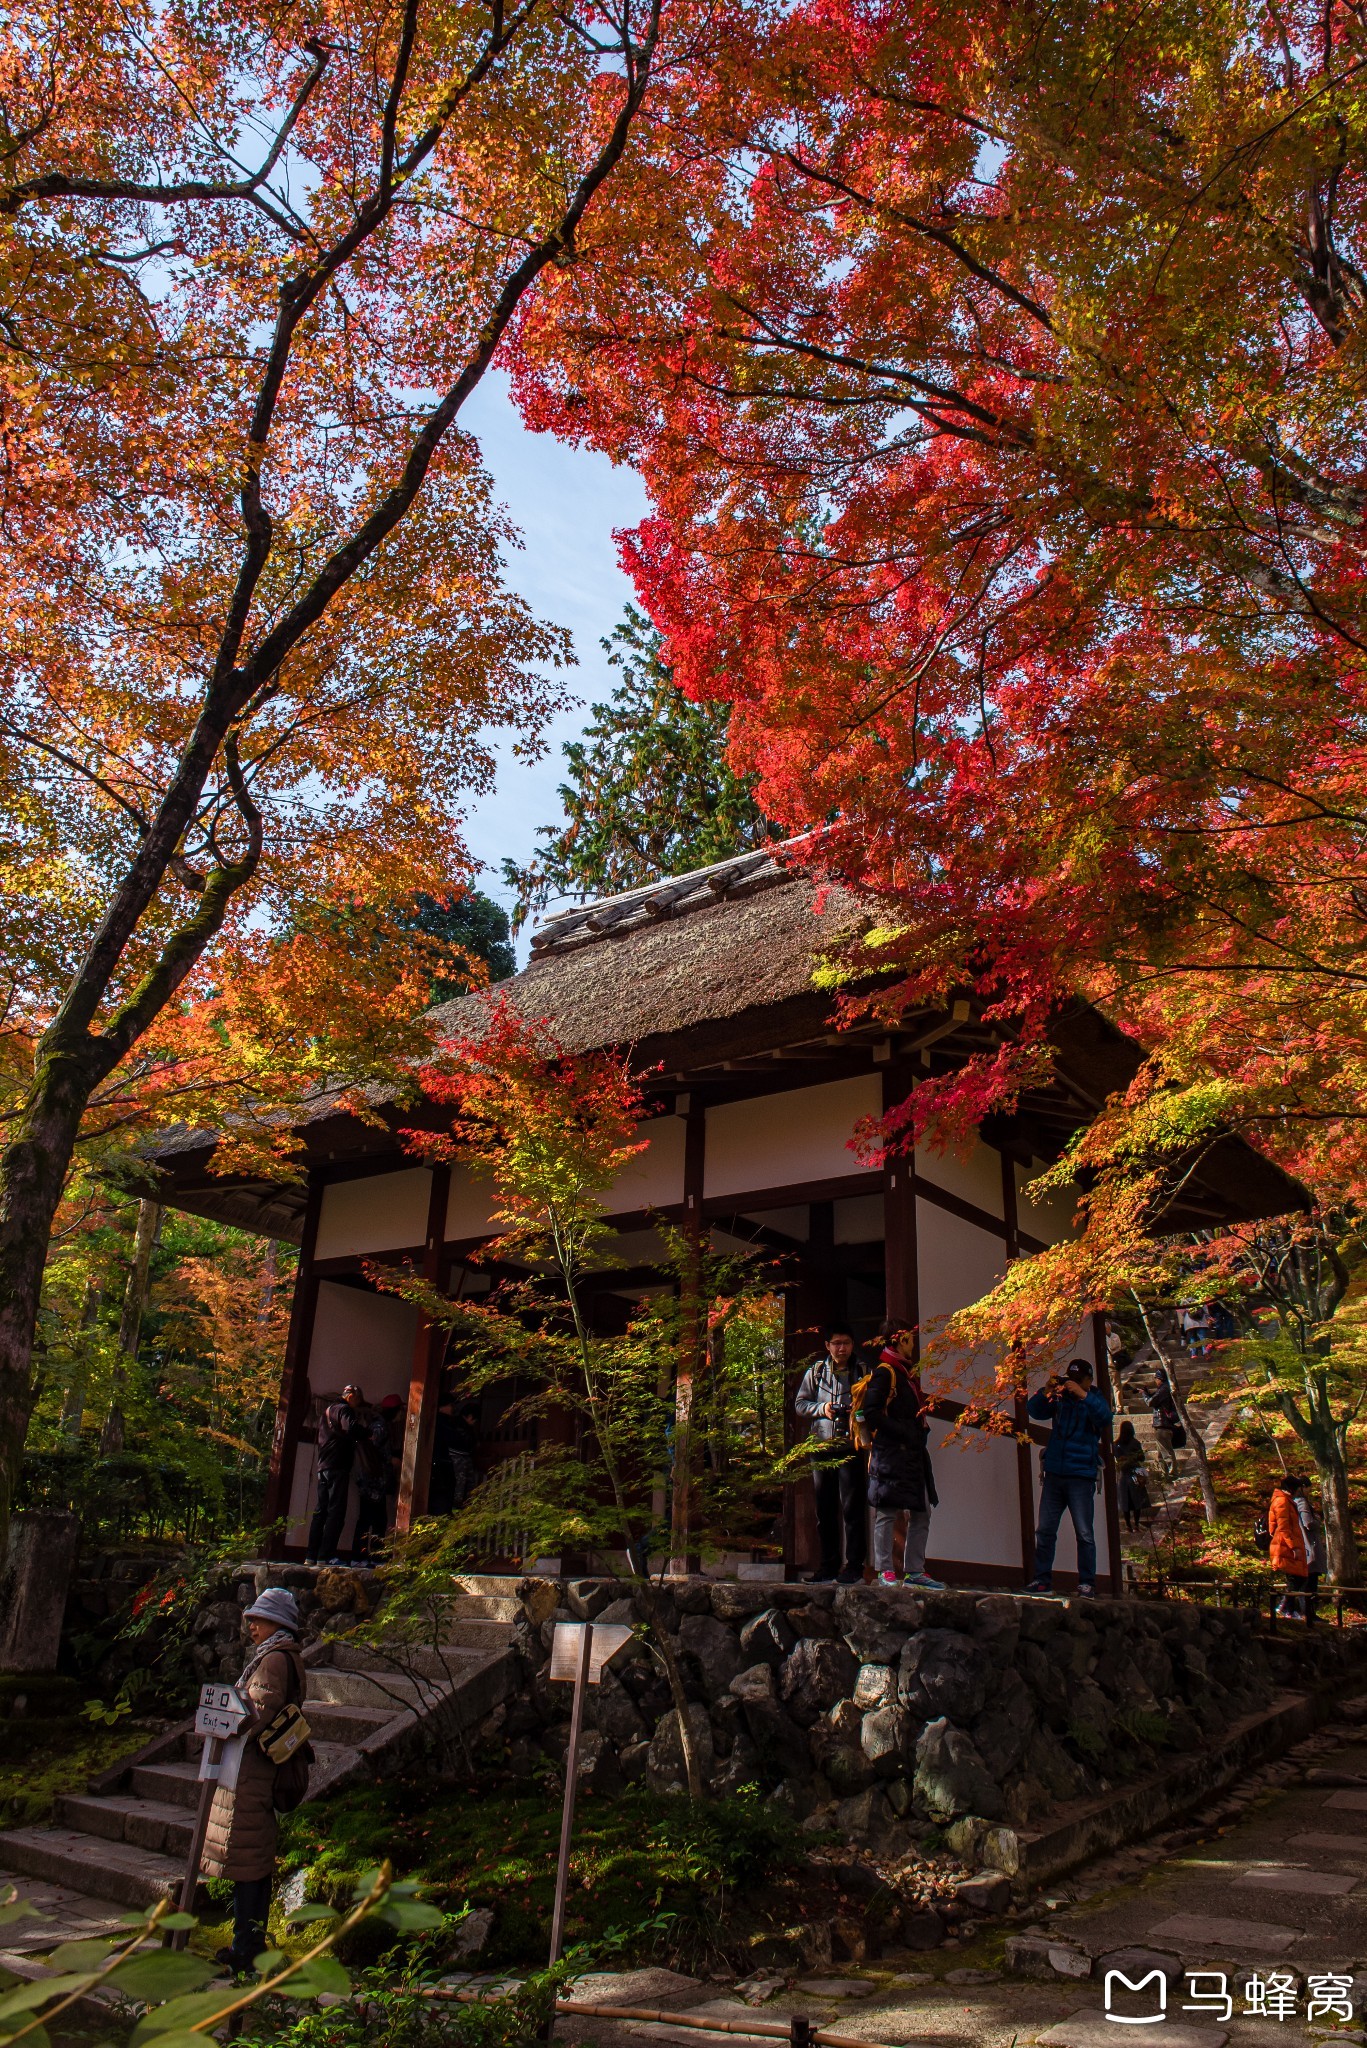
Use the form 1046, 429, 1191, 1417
427, 847, 869, 1068
149, 844, 1307, 1239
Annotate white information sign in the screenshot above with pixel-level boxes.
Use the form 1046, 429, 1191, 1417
195, 1681, 247, 1739
548, 1621, 634, 1685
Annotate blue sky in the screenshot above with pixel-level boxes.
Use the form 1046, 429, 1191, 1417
460, 372, 650, 939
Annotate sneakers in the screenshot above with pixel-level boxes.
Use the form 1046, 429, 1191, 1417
1075, 1582, 1097, 1598
837, 1567, 866, 1585
877, 1569, 900, 1586
1022, 1576, 1053, 1594
903, 1571, 946, 1590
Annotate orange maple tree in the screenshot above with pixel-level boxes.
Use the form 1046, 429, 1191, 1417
0, 0, 725, 1540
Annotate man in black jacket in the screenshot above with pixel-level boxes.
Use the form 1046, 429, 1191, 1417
306, 1383, 365, 1564
795, 1326, 867, 1584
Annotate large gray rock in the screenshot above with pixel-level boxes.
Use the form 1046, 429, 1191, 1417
596, 1675, 648, 1748
781, 1637, 860, 1726
972, 1669, 1035, 1777
853, 1663, 894, 1709
679, 1613, 743, 1696
860, 1704, 919, 1777
833, 1584, 923, 1661
711, 1733, 761, 1796
729, 1662, 778, 1705
914, 1716, 1004, 1819
898, 1629, 991, 1723
740, 1607, 796, 1669
647, 1704, 714, 1791
710, 1584, 781, 1623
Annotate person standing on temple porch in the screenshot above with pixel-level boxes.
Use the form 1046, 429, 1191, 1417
858, 1317, 944, 1590
795, 1324, 869, 1584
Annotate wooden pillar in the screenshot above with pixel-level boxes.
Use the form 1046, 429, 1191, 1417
395, 1165, 452, 1534
263, 1174, 324, 1557
669, 1108, 706, 1573
1092, 1308, 1126, 1597
782, 1202, 834, 1578
1002, 1154, 1037, 1583
882, 1067, 920, 1347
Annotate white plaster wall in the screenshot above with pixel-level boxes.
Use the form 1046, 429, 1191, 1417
704, 1076, 882, 1200
287, 1280, 420, 1548
916, 1201, 1008, 1335
601, 1114, 688, 1214
446, 1164, 496, 1243
916, 1137, 1005, 1221
1015, 1161, 1079, 1246
315, 1167, 433, 1260
923, 1423, 1024, 1572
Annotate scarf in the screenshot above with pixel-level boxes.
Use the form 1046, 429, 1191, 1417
879, 1347, 928, 1419
238, 1627, 298, 1688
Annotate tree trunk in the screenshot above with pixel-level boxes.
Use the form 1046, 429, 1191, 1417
102, 1197, 162, 1454
644, 1592, 705, 1800
1132, 1297, 1220, 1524
1171, 1383, 1220, 1527
60, 1281, 102, 1438
1318, 1448, 1360, 1584
0, 1051, 99, 1547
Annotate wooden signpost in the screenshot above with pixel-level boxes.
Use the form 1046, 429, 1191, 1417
168, 1681, 249, 1948
544, 1619, 633, 2036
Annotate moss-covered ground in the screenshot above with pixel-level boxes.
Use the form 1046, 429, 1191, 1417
277, 1776, 813, 1972
0, 1715, 163, 1828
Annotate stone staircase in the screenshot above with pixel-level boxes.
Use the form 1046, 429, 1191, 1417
0, 1576, 522, 1913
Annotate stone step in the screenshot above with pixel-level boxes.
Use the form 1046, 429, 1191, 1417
451, 1577, 525, 1620
330, 1634, 510, 1676
56, 1793, 195, 1857
131, 1760, 201, 1810
0, 1827, 181, 1909
300, 1699, 397, 1744
307, 1668, 454, 1711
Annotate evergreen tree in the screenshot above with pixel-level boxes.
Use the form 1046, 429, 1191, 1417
503, 607, 772, 925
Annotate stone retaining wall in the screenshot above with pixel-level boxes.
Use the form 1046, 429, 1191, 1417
492, 1579, 1367, 1860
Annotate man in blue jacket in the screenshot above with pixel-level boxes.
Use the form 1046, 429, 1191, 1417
1023, 1359, 1113, 1597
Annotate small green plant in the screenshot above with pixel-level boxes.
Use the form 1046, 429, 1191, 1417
1115, 1708, 1174, 1749
82, 1669, 148, 1726
1065, 1718, 1107, 1760
0, 1861, 442, 2047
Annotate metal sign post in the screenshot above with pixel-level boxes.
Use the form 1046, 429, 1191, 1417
544, 1620, 633, 2039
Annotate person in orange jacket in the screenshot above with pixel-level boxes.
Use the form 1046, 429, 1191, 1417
1269, 1476, 1310, 1618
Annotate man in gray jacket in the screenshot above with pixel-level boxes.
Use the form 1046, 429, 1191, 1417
795, 1325, 868, 1584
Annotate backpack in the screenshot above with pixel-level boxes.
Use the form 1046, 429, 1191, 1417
1253, 1512, 1272, 1556
850, 1371, 876, 1450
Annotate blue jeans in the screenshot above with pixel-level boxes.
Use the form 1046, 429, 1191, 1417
1033, 1473, 1098, 1585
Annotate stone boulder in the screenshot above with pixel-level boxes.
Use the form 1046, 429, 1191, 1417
860, 1704, 919, 1778
679, 1614, 742, 1696
740, 1608, 796, 1670
913, 1716, 1004, 1819
647, 1704, 714, 1792
853, 1663, 894, 1710
898, 1629, 991, 1723
833, 1584, 922, 1662
729, 1662, 778, 1705
780, 1637, 859, 1726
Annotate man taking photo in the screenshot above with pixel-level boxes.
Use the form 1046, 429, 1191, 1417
795, 1324, 868, 1585
1023, 1359, 1113, 1598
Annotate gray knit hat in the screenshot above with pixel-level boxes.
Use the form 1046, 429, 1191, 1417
243, 1586, 300, 1633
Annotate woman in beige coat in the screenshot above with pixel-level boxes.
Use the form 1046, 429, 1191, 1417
202, 1587, 304, 1975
